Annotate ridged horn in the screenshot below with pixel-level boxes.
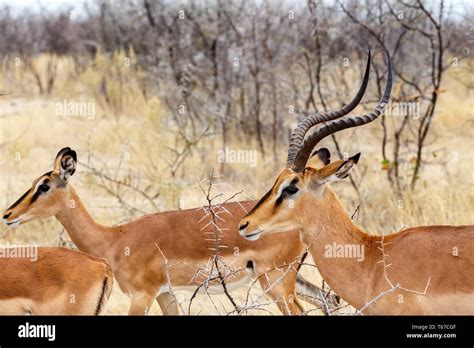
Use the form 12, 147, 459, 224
286, 51, 371, 169
292, 50, 393, 172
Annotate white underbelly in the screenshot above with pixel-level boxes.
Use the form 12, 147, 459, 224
0, 298, 33, 315
421, 293, 474, 315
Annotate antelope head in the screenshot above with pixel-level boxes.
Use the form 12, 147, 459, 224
239, 51, 393, 241
3, 147, 77, 226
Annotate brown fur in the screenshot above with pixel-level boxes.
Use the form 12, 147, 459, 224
0, 247, 113, 315
2, 150, 330, 315
5, 187, 304, 314
240, 163, 474, 315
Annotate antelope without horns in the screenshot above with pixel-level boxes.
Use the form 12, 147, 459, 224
0, 247, 112, 315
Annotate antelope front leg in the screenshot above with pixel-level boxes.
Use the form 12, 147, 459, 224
128, 292, 155, 315
258, 268, 303, 315
156, 292, 179, 315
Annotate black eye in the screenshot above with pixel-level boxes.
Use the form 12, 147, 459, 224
39, 184, 50, 192
276, 185, 299, 206
283, 186, 299, 195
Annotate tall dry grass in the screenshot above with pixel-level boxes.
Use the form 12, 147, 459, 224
0, 53, 472, 314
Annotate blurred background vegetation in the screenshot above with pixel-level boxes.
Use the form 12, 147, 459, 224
0, 0, 472, 314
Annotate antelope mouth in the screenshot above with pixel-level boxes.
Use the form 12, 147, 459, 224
243, 229, 263, 241
3, 218, 21, 227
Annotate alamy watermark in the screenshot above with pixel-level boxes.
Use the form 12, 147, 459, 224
18, 322, 55, 341
0, 242, 38, 262
383, 100, 420, 119
325, 242, 365, 262
56, 100, 95, 119
217, 147, 257, 167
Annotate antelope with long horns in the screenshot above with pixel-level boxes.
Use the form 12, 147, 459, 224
239, 51, 474, 315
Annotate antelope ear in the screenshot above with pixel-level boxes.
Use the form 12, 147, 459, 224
307, 148, 331, 169
54, 147, 77, 181
314, 153, 360, 185
333, 153, 360, 180
313, 148, 331, 165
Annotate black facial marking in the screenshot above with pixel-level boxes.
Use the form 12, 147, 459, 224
247, 186, 274, 216
276, 178, 300, 206
289, 178, 299, 186
246, 176, 300, 216
31, 174, 54, 203
30, 190, 42, 204
6, 172, 54, 210
275, 194, 284, 206
7, 189, 31, 210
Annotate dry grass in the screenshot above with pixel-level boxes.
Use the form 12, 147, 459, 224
0, 53, 472, 315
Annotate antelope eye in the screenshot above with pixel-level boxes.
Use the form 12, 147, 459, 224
283, 186, 298, 195
39, 184, 50, 192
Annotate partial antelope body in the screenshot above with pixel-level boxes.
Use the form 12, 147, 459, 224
239, 51, 474, 314
0, 247, 113, 315
3, 148, 333, 315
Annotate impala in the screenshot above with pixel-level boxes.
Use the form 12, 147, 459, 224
0, 246, 112, 315
2, 148, 336, 315
239, 51, 474, 315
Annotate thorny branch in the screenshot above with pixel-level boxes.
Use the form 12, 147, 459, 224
356, 235, 431, 315
188, 170, 242, 314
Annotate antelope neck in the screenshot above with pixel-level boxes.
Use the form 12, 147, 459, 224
301, 187, 378, 308
55, 185, 118, 259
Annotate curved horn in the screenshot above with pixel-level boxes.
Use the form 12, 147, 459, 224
292, 50, 393, 172
286, 51, 371, 168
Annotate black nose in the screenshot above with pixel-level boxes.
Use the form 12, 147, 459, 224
239, 221, 249, 231
3, 212, 11, 220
